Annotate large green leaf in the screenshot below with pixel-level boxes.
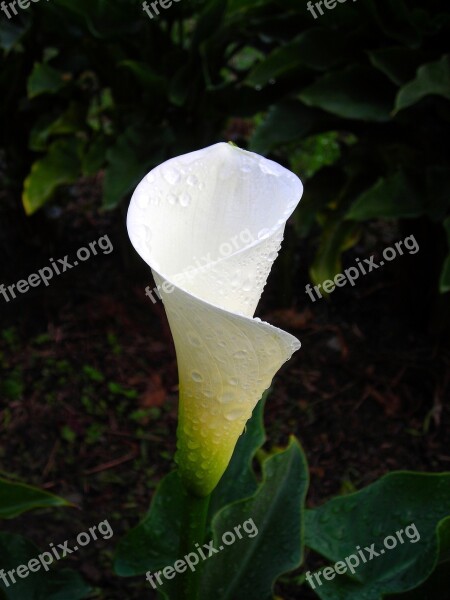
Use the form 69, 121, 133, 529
304, 472, 450, 600
103, 125, 171, 209
249, 100, 317, 155
395, 55, 450, 112
0, 478, 70, 519
113, 471, 184, 577
22, 138, 82, 215
246, 28, 350, 87
29, 103, 83, 152
346, 172, 423, 221
192, 0, 227, 47
299, 66, 394, 122
0, 533, 91, 600
118, 61, 166, 97
368, 47, 424, 86
310, 220, 360, 291
201, 438, 309, 600
293, 166, 345, 239
27, 63, 67, 99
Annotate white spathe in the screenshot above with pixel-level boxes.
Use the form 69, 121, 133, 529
127, 142, 303, 496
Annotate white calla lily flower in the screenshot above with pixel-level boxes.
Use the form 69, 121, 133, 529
127, 142, 303, 496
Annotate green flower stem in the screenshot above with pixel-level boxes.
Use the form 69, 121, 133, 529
177, 487, 211, 600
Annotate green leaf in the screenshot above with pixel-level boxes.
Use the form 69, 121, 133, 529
293, 165, 345, 238
304, 472, 450, 600
249, 100, 317, 155
29, 103, 83, 152
114, 396, 268, 577
192, 0, 227, 47
0, 478, 70, 519
22, 139, 82, 215
201, 438, 309, 600
103, 124, 169, 209
346, 172, 423, 221
368, 47, 424, 86
27, 63, 67, 99
0, 533, 91, 599
119, 60, 166, 96
114, 471, 184, 577
310, 220, 360, 291
81, 135, 108, 177
299, 66, 394, 122
366, 0, 421, 46
395, 55, 450, 112
246, 28, 350, 88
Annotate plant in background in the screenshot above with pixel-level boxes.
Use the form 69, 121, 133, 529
118, 143, 450, 599
0, 478, 90, 599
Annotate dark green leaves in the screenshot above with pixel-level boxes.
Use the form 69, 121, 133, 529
27, 63, 67, 99
347, 172, 423, 221
249, 100, 317, 155
299, 66, 394, 122
304, 472, 450, 600
103, 124, 171, 209
0, 533, 91, 600
201, 438, 308, 600
114, 399, 310, 600
22, 139, 83, 215
395, 55, 450, 112
114, 471, 184, 577
0, 478, 71, 519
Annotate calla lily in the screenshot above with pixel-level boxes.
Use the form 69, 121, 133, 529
127, 142, 303, 497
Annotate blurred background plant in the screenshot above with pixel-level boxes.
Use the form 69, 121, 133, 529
1, 0, 449, 327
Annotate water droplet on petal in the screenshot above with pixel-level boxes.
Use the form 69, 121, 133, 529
186, 174, 199, 186
242, 278, 252, 292
219, 392, 235, 404
191, 371, 203, 382
179, 192, 191, 207
225, 408, 246, 421
163, 166, 180, 185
